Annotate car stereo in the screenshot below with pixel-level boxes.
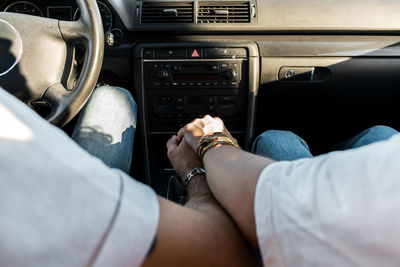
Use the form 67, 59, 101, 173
141, 47, 248, 133
144, 60, 245, 89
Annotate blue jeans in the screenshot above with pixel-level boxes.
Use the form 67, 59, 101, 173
252, 126, 399, 161
71, 86, 137, 173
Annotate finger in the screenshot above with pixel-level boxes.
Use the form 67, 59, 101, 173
166, 135, 178, 151
205, 117, 224, 133
192, 118, 205, 127
177, 126, 187, 141
213, 116, 232, 136
214, 116, 225, 127
202, 114, 214, 124
203, 123, 216, 135
177, 137, 188, 148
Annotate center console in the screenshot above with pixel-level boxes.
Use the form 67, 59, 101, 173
133, 42, 259, 192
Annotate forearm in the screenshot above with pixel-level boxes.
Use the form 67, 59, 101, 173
185, 174, 217, 210
184, 174, 237, 233
203, 145, 275, 247
143, 175, 254, 267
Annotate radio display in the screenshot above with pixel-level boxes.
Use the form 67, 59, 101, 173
173, 73, 219, 81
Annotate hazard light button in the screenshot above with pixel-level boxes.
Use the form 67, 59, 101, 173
187, 48, 202, 58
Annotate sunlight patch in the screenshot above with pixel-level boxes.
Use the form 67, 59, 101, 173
0, 103, 33, 141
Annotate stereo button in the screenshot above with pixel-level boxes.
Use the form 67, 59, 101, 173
206, 96, 216, 104
155, 68, 169, 80
222, 68, 237, 81
155, 49, 186, 59
210, 65, 219, 71
207, 105, 216, 112
174, 97, 184, 104
143, 49, 154, 59
159, 96, 172, 103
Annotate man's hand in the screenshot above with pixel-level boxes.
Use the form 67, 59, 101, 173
166, 135, 203, 180
177, 115, 236, 151
175, 116, 274, 248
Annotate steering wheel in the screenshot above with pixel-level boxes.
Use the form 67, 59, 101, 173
0, 0, 104, 126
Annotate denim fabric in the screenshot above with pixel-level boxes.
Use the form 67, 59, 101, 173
252, 126, 398, 161
252, 130, 313, 161
334, 125, 398, 150
71, 86, 137, 173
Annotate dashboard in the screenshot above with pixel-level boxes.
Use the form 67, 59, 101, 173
3, 0, 400, 33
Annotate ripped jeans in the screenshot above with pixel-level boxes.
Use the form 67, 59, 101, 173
71, 86, 137, 173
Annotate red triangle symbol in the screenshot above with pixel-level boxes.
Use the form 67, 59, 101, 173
191, 49, 200, 58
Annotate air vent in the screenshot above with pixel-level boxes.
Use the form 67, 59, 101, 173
197, 1, 250, 23
141, 2, 194, 23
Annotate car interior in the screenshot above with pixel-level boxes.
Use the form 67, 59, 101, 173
1, 0, 400, 203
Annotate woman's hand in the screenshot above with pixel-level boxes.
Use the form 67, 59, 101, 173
177, 115, 236, 151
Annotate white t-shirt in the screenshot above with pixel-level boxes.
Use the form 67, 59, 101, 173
255, 134, 400, 267
0, 88, 159, 267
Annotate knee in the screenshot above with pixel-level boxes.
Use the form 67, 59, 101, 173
256, 130, 297, 143
366, 125, 398, 137
253, 130, 296, 151
92, 86, 137, 110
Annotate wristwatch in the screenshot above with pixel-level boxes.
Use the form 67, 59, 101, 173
184, 167, 206, 186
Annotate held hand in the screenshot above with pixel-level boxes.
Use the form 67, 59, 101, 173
177, 115, 236, 151
166, 135, 203, 181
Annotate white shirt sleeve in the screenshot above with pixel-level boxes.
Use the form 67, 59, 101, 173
93, 171, 159, 267
0, 88, 159, 267
254, 134, 400, 267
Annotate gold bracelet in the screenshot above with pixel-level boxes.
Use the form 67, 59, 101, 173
197, 132, 240, 159
197, 132, 226, 148
199, 139, 240, 159
198, 136, 234, 156
197, 132, 227, 156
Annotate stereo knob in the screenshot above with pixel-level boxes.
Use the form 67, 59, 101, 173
155, 68, 169, 80
222, 68, 237, 80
